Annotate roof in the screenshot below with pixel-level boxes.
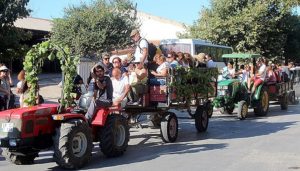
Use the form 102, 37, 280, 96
14, 17, 53, 32
222, 53, 261, 59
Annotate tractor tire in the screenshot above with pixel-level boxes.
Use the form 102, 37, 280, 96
195, 105, 209, 132
280, 93, 288, 110
205, 101, 213, 118
53, 119, 92, 169
1, 148, 38, 165
160, 112, 178, 143
99, 114, 129, 157
237, 101, 248, 120
220, 106, 234, 114
254, 88, 269, 116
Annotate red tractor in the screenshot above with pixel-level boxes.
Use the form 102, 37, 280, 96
0, 92, 129, 169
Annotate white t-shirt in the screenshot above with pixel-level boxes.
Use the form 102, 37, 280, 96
157, 62, 169, 74
228, 68, 235, 77
258, 64, 267, 81
134, 39, 148, 63
241, 70, 249, 82
112, 76, 129, 101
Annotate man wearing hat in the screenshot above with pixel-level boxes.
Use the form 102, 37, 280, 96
130, 29, 149, 67
0, 65, 12, 110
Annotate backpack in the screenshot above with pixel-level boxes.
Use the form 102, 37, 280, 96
138, 38, 157, 62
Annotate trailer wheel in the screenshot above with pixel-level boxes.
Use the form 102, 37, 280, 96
237, 101, 248, 120
288, 91, 296, 105
220, 106, 234, 114
280, 93, 288, 110
1, 148, 38, 165
53, 119, 92, 169
99, 114, 129, 157
254, 88, 269, 116
160, 112, 178, 143
205, 101, 213, 118
195, 105, 209, 132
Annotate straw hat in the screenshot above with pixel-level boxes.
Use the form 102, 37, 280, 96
194, 53, 206, 63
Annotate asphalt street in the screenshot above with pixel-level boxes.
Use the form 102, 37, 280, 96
1, 74, 300, 171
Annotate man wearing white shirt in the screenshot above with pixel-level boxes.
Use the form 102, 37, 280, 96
130, 29, 148, 67
111, 68, 130, 107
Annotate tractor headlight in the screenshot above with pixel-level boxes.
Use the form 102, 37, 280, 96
218, 90, 226, 96
9, 139, 17, 147
217, 85, 228, 90
222, 86, 228, 89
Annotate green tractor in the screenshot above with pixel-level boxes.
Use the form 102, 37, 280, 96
213, 53, 269, 120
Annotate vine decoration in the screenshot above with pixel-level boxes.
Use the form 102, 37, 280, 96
23, 40, 79, 109
170, 67, 219, 103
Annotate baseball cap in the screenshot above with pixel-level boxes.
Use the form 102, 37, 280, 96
0, 65, 8, 71
130, 29, 139, 37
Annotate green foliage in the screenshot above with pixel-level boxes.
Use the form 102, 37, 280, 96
170, 67, 218, 103
23, 40, 79, 108
284, 15, 300, 62
182, 0, 300, 59
0, 0, 31, 61
51, 0, 138, 57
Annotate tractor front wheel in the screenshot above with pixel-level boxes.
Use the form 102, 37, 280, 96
1, 148, 38, 165
53, 119, 92, 169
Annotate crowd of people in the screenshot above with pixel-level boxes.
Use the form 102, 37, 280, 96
221, 57, 297, 94
83, 29, 222, 122
0, 28, 299, 122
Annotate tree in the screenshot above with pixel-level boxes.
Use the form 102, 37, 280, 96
284, 15, 300, 62
51, 0, 139, 57
0, 0, 31, 64
182, 0, 299, 59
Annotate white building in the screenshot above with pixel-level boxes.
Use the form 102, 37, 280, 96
136, 11, 187, 42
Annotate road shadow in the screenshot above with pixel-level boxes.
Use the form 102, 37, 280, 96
46, 125, 227, 170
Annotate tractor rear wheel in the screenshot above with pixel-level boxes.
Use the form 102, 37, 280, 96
53, 119, 92, 169
254, 88, 269, 116
99, 114, 129, 157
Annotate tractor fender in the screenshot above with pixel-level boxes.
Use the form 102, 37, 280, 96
91, 108, 110, 126
52, 113, 87, 122
254, 84, 264, 100
91, 106, 121, 126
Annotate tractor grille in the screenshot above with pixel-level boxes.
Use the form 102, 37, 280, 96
0, 118, 22, 139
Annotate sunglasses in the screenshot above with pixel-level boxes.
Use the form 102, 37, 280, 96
104, 58, 109, 60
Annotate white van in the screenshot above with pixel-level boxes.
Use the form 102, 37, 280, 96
159, 39, 233, 69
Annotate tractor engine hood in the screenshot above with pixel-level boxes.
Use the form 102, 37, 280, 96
0, 104, 59, 139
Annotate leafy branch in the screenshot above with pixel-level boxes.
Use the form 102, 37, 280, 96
23, 40, 79, 108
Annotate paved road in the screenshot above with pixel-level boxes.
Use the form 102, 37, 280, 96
1, 102, 300, 171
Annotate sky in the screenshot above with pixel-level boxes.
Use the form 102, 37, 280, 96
28, 0, 210, 25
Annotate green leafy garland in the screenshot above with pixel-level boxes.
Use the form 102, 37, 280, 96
170, 67, 218, 103
23, 40, 79, 108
